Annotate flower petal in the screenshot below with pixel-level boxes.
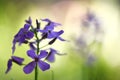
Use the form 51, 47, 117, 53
41, 18, 51, 22
38, 60, 50, 71
41, 18, 61, 31
58, 37, 66, 41
15, 28, 24, 37
53, 30, 64, 37
47, 32, 55, 39
18, 37, 26, 45
38, 50, 48, 59
50, 48, 57, 54
27, 50, 37, 59
12, 56, 24, 65
46, 52, 55, 62
12, 41, 16, 54
47, 30, 64, 39
25, 31, 34, 39
41, 18, 61, 26
5, 59, 12, 74
38, 29, 47, 33
24, 24, 30, 31
23, 61, 36, 74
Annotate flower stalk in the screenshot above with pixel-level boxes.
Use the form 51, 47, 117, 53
34, 27, 39, 80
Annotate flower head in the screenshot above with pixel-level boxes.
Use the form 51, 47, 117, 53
23, 50, 50, 74
5, 56, 24, 74
12, 24, 34, 54
38, 19, 66, 42
82, 10, 100, 30
7, 17, 66, 75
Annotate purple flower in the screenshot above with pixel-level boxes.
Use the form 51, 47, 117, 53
45, 48, 66, 62
23, 50, 50, 74
86, 10, 95, 21
41, 18, 61, 31
12, 24, 34, 54
5, 56, 24, 74
48, 30, 66, 41
39, 18, 65, 41
40, 29, 65, 42
82, 10, 100, 30
45, 48, 58, 62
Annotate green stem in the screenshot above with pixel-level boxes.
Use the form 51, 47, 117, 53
35, 65, 38, 80
39, 44, 49, 49
31, 25, 40, 80
51, 70, 54, 80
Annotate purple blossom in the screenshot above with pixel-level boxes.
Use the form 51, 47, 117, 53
48, 30, 66, 41
39, 19, 65, 41
45, 48, 66, 62
40, 29, 65, 41
23, 50, 50, 74
82, 10, 100, 30
12, 24, 34, 54
7, 17, 66, 75
5, 56, 24, 74
45, 48, 58, 62
41, 18, 61, 31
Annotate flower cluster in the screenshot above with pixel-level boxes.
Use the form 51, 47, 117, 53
75, 10, 104, 66
6, 17, 66, 74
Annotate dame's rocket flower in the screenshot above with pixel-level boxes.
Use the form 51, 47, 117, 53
12, 24, 34, 54
47, 30, 66, 41
5, 56, 24, 74
23, 50, 50, 74
40, 29, 65, 41
41, 18, 61, 31
45, 48, 66, 62
45, 48, 58, 62
82, 10, 100, 30
39, 19, 66, 42
6, 17, 66, 76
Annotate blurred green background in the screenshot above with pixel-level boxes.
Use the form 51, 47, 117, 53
0, 0, 120, 80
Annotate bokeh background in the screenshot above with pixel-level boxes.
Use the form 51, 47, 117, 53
0, 0, 120, 80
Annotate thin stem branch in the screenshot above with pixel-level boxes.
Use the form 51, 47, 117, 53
39, 44, 49, 49
51, 70, 54, 80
